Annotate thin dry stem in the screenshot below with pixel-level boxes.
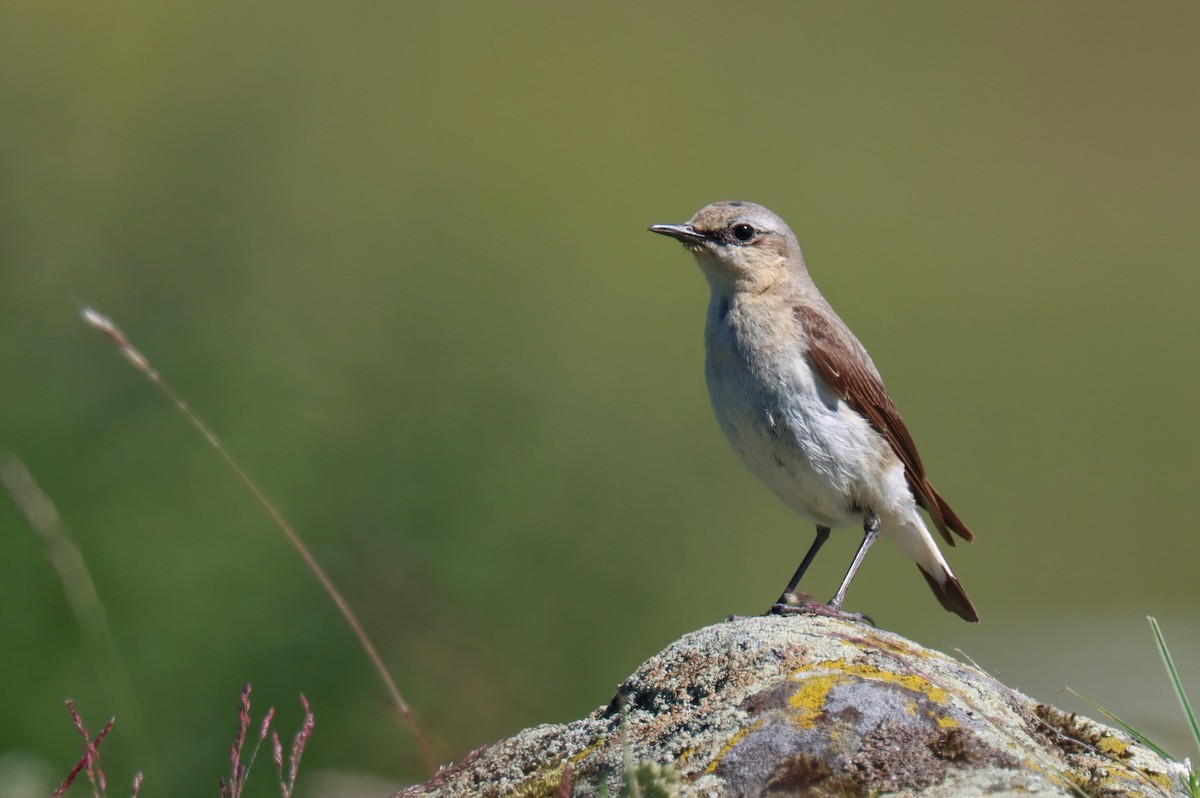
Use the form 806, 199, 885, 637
1, 454, 114, 650
82, 308, 435, 773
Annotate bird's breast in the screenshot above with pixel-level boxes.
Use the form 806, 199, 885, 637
703, 294, 892, 526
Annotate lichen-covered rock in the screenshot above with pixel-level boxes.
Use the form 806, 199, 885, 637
397, 615, 1189, 798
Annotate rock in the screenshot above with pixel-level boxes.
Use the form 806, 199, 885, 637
397, 615, 1188, 797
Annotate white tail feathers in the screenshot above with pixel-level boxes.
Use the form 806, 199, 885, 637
889, 516, 978, 622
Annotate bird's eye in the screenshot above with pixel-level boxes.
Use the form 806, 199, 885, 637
731, 223, 755, 242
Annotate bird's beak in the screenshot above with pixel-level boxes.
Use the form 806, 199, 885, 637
648, 223, 706, 244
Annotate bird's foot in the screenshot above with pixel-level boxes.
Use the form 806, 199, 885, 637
768, 593, 875, 626
725, 590, 815, 622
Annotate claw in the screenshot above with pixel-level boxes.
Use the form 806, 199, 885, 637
768, 599, 875, 627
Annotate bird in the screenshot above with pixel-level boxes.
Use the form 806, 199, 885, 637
649, 201, 978, 622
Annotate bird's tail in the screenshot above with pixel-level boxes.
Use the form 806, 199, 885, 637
891, 516, 979, 622
917, 564, 978, 622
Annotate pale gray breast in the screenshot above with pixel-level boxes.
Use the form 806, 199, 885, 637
701, 294, 883, 525
702, 297, 819, 469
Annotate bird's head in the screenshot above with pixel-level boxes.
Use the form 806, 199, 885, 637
649, 200, 806, 292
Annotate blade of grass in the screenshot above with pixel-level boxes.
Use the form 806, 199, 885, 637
1148, 616, 1200, 755
1064, 687, 1177, 762
1, 454, 158, 785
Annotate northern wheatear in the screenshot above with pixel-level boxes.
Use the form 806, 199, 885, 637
650, 201, 977, 622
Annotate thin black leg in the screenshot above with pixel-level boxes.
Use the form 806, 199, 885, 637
772, 525, 830, 608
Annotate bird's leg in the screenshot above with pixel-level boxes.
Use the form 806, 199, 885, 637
827, 511, 880, 613
769, 526, 830, 612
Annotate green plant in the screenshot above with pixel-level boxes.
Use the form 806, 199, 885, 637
1148, 616, 1199, 797
1068, 617, 1198, 797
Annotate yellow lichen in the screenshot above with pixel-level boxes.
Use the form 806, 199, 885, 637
788, 674, 838, 728
936, 715, 958, 729
674, 744, 697, 764
510, 738, 612, 798
791, 659, 950, 705
1144, 770, 1177, 789
510, 760, 570, 798
702, 719, 762, 774
1096, 735, 1129, 757
570, 738, 605, 765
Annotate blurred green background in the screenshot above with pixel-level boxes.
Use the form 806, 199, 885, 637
2, 1, 1198, 794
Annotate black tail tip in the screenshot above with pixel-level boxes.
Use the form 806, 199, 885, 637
917, 565, 979, 623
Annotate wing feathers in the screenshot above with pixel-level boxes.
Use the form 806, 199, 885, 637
793, 304, 973, 545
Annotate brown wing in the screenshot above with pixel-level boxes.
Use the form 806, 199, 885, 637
793, 304, 973, 545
